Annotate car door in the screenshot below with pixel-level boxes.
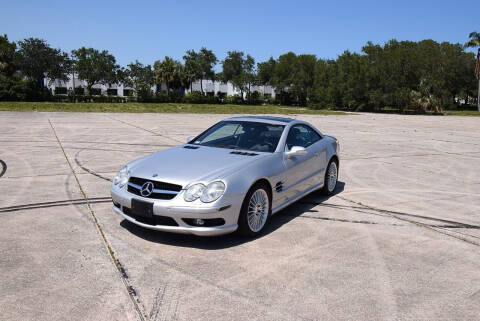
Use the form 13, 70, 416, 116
281, 124, 323, 201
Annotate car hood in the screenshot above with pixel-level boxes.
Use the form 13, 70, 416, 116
127, 145, 268, 187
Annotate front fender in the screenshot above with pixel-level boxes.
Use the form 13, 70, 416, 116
222, 153, 285, 203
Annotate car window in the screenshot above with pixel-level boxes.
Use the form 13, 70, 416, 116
195, 123, 241, 144
192, 121, 285, 153
286, 125, 322, 149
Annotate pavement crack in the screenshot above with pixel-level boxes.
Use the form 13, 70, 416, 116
48, 118, 147, 321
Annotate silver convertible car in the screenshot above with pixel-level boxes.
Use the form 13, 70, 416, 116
111, 116, 340, 237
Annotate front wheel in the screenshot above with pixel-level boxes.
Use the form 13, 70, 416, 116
237, 183, 271, 237
321, 159, 338, 195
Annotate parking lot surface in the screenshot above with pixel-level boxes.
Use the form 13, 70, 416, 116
1, 111, 479, 321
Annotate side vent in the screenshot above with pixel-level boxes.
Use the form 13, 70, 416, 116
184, 145, 200, 149
230, 151, 258, 156
275, 181, 283, 193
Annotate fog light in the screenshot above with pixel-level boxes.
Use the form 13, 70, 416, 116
193, 218, 204, 226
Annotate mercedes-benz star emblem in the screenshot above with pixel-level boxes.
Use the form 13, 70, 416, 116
140, 181, 154, 197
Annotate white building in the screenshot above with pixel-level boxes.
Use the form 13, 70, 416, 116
187, 79, 276, 99
46, 75, 135, 97
45, 75, 276, 99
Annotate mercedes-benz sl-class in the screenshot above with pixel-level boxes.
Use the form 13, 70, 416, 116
110, 116, 340, 237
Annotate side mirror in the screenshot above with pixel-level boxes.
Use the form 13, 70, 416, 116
285, 146, 308, 158
186, 136, 195, 143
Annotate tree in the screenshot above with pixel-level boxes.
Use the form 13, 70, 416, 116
464, 31, 480, 111
15, 38, 70, 86
181, 48, 216, 94
71, 47, 118, 95
222, 51, 247, 97
257, 57, 276, 85
291, 54, 316, 106
0, 34, 16, 77
123, 61, 154, 100
183, 50, 200, 92
243, 54, 256, 96
197, 47, 217, 94
271, 52, 298, 104
153, 56, 183, 95
0, 34, 23, 100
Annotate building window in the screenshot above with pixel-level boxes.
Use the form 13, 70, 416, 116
54, 87, 67, 95
74, 87, 85, 96
107, 89, 118, 96
123, 89, 133, 97
90, 88, 101, 96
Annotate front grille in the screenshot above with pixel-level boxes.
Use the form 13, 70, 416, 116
127, 177, 182, 200
122, 206, 178, 226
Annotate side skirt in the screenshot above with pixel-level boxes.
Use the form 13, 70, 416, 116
271, 181, 324, 215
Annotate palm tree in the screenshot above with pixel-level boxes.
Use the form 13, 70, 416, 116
464, 31, 480, 111
183, 50, 200, 93
154, 56, 177, 95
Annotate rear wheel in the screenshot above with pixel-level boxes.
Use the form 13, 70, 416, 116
321, 159, 338, 195
237, 183, 271, 237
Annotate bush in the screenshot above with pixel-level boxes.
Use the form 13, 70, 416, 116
74, 87, 85, 96
246, 91, 263, 105
154, 92, 169, 103
136, 87, 153, 102
225, 95, 243, 105
184, 91, 206, 103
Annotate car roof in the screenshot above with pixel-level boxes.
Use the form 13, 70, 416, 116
226, 115, 296, 125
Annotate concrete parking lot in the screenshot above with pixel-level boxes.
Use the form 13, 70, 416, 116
1, 111, 479, 321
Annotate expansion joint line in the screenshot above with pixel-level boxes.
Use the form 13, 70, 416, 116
105, 116, 184, 144
48, 119, 147, 321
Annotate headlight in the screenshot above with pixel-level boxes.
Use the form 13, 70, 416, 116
113, 166, 130, 187
184, 183, 206, 202
200, 181, 225, 203
183, 181, 225, 202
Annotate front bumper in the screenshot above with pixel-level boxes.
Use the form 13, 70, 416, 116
110, 185, 240, 236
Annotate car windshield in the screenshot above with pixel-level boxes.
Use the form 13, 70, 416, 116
190, 121, 285, 153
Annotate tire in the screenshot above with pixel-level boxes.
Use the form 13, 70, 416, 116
321, 159, 338, 195
237, 182, 271, 237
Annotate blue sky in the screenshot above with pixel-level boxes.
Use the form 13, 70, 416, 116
1, 0, 478, 67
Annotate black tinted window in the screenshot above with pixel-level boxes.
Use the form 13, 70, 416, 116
286, 125, 321, 149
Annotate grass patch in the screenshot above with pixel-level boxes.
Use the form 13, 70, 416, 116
443, 110, 480, 117
0, 101, 347, 115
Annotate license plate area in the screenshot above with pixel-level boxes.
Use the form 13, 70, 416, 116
131, 199, 153, 218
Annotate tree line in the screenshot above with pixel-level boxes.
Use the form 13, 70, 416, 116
0, 33, 478, 112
